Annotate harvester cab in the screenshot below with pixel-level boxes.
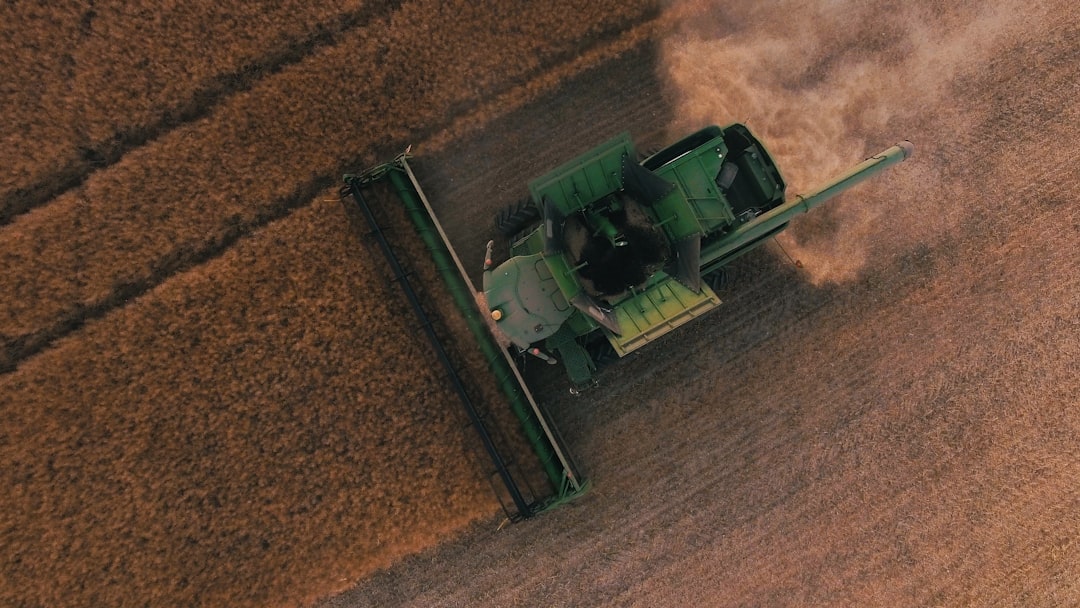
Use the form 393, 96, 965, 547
482, 123, 913, 391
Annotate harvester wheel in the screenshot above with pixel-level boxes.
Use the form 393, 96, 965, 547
586, 339, 618, 369
494, 197, 540, 238
705, 267, 733, 292
637, 145, 661, 163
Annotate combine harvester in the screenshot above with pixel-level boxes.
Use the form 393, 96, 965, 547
342, 123, 911, 518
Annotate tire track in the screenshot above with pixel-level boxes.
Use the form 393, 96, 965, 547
0, 1, 659, 375
0, 176, 337, 374
0, 1, 403, 226
620, 224, 1080, 606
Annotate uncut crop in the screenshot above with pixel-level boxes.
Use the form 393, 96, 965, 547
0, 0, 656, 372
0, 198, 498, 607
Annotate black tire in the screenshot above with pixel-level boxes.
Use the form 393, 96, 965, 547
494, 197, 540, 238
637, 145, 661, 163
586, 338, 618, 370
704, 266, 734, 292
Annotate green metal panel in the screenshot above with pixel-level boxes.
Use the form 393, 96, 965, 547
650, 188, 703, 241
605, 275, 722, 356
347, 157, 587, 511
541, 246, 584, 301
528, 133, 634, 215
652, 131, 731, 238
563, 308, 598, 336
484, 252, 574, 349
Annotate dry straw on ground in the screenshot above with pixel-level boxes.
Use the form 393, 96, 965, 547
6, 0, 1078, 606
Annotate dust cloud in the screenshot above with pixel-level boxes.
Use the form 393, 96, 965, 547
657, 0, 1045, 283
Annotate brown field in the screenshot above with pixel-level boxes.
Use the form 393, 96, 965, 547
2, 0, 1078, 607
0, 0, 388, 223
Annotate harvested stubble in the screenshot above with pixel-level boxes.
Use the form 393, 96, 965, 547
0, 0, 656, 373
0, 197, 500, 608
0, 0, 378, 223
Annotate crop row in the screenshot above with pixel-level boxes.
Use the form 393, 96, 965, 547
0, 0, 382, 223
0, 0, 656, 373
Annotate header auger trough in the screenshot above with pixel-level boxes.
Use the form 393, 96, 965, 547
341, 155, 585, 521
341, 123, 911, 520
485, 123, 913, 391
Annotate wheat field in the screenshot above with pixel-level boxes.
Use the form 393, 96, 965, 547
3, 1, 1078, 607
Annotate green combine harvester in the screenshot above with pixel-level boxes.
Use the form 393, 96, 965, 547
484, 124, 912, 390
342, 123, 912, 518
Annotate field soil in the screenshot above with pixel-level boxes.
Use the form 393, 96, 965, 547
2, 1, 1077, 607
